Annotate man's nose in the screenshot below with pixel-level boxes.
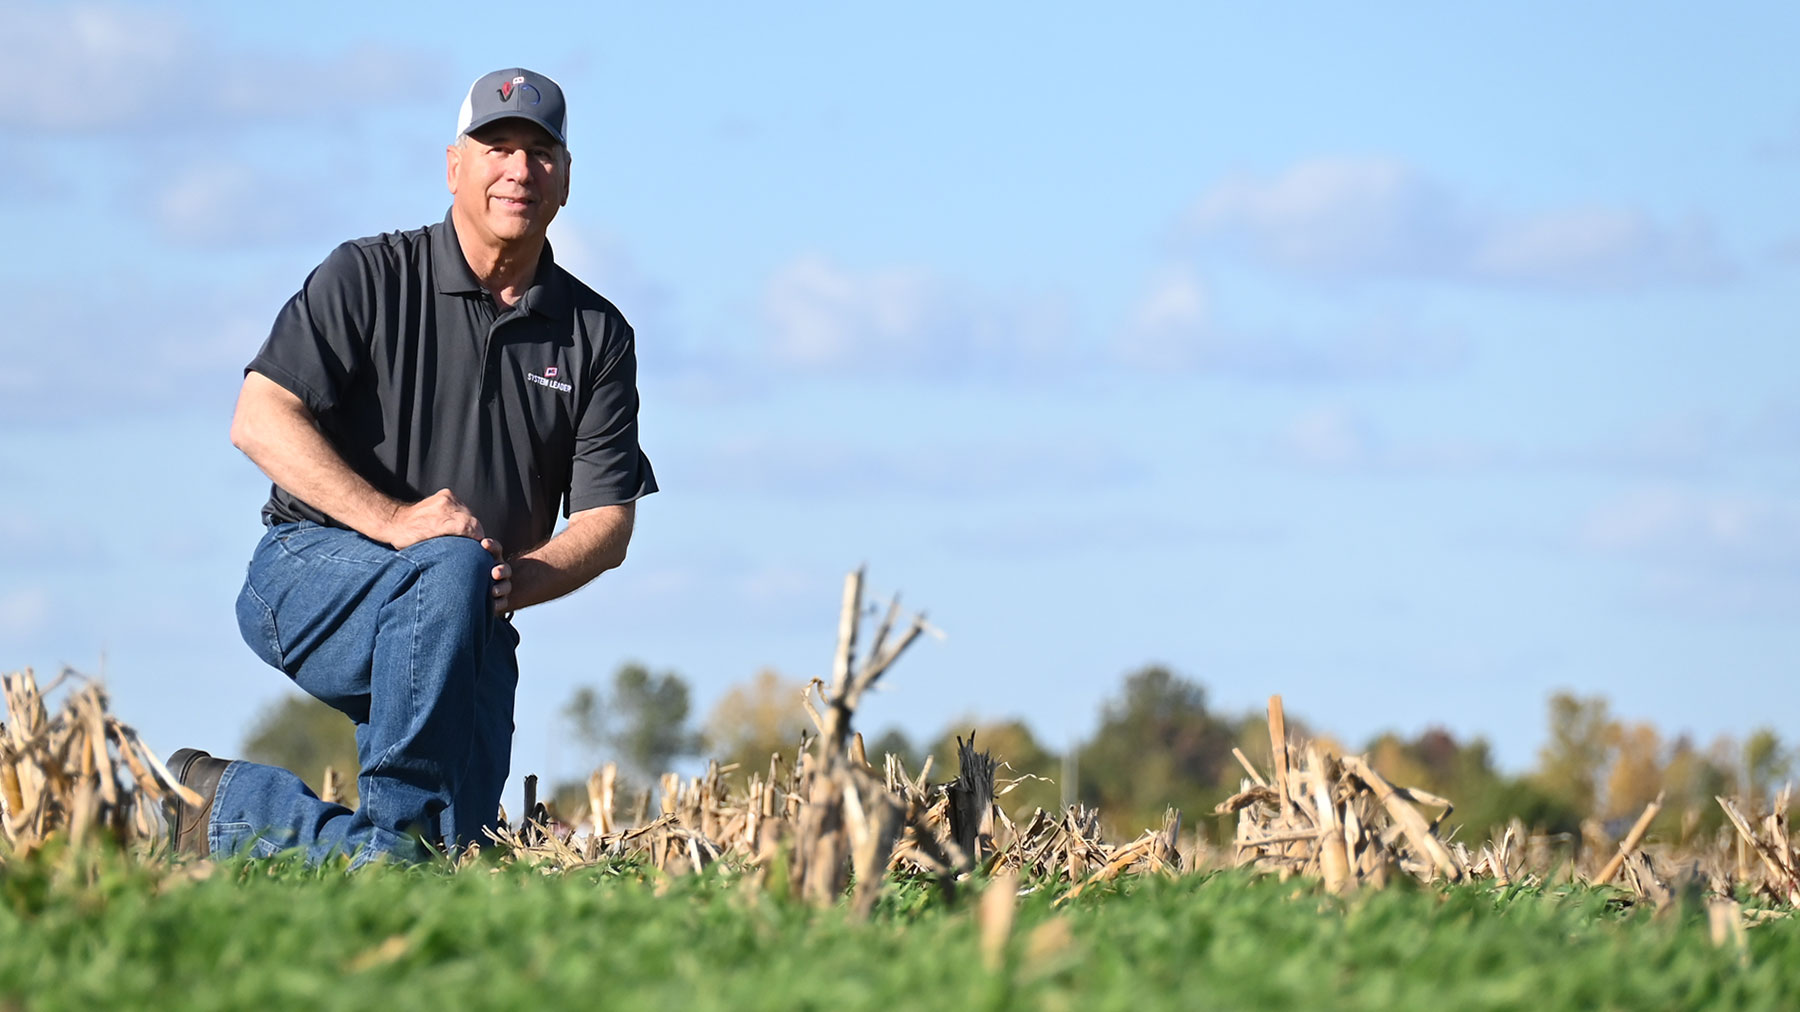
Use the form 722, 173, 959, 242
501, 148, 532, 179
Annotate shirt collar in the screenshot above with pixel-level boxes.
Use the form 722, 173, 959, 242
431, 208, 572, 320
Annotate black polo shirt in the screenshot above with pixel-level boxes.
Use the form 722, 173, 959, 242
247, 210, 657, 554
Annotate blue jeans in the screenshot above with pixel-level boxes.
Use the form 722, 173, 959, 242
217, 522, 519, 866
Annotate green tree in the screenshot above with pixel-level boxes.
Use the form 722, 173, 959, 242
1077, 665, 1235, 835
1661, 734, 1732, 840
607, 662, 701, 782
1365, 727, 1578, 839
561, 684, 605, 760
241, 693, 360, 805
867, 726, 924, 773
1744, 728, 1793, 808
549, 663, 700, 816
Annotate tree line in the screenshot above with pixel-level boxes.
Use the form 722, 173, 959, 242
243, 663, 1791, 844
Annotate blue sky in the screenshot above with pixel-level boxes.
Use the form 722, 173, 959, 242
2, 2, 1796, 803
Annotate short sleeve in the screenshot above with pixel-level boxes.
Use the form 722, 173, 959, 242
245, 242, 372, 415
567, 321, 658, 513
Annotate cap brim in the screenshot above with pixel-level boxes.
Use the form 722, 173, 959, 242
460, 111, 566, 146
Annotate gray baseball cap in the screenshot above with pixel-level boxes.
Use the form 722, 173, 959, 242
456, 68, 567, 145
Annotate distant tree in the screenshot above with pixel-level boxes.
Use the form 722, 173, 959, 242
1366, 726, 1578, 839
241, 693, 360, 806
550, 684, 607, 818
1603, 722, 1664, 823
1533, 692, 1616, 815
1744, 728, 1793, 809
928, 718, 1062, 820
1463, 777, 1583, 838
1077, 665, 1235, 835
702, 668, 812, 773
1661, 734, 1732, 839
607, 662, 702, 783
548, 663, 700, 816
561, 684, 605, 760
867, 726, 923, 773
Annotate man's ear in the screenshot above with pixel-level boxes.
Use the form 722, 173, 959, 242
446, 142, 462, 195
560, 151, 572, 207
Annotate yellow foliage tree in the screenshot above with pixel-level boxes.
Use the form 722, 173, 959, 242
702, 668, 813, 772
1534, 692, 1616, 814
1602, 722, 1663, 822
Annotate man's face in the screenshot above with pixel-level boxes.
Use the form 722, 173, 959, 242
446, 121, 571, 245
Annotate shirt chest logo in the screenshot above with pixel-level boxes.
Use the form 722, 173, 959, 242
527, 365, 573, 393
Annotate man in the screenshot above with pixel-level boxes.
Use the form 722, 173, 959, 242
165, 69, 656, 865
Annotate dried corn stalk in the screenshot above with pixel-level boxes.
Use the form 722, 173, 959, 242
1220, 695, 1468, 890
1717, 788, 1800, 906
0, 668, 196, 858
790, 567, 941, 916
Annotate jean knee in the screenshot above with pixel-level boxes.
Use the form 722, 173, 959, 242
404, 536, 493, 611
235, 579, 283, 671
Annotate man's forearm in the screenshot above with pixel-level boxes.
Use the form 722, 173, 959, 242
507, 503, 635, 610
233, 371, 489, 552
231, 372, 408, 541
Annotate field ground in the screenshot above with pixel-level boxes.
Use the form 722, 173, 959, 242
1, 850, 1797, 1011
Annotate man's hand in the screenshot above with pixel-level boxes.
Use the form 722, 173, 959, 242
503, 503, 634, 612
481, 537, 512, 616
381, 489, 486, 549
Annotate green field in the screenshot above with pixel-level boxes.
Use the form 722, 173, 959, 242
1, 850, 1795, 1011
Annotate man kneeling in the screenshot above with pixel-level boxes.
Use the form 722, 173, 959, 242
167, 67, 656, 866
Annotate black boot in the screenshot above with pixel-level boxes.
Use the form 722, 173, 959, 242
165, 748, 232, 858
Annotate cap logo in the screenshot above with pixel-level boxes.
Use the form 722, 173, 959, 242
496, 76, 540, 105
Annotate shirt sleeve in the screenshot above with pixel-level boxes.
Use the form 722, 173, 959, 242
566, 319, 658, 514
245, 242, 372, 416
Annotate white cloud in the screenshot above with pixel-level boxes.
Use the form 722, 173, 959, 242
1769, 235, 1800, 265
1753, 398, 1800, 451
761, 256, 1074, 375
0, 589, 51, 637
0, 273, 282, 422
545, 222, 674, 346
0, 3, 185, 131
1273, 403, 1797, 480
1183, 157, 1731, 291
1187, 158, 1468, 278
582, 555, 840, 632
1754, 109, 1800, 162
764, 256, 926, 367
1115, 266, 1214, 370
1582, 487, 1800, 570
1130, 265, 1212, 336
1275, 405, 1496, 474
677, 435, 1147, 499
0, 2, 440, 133
1553, 411, 1729, 477
1283, 405, 1375, 469
1580, 487, 1800, 616
150, 162, 333, 246
1471, 209, 1726, 290
1116, 265, 1467, 380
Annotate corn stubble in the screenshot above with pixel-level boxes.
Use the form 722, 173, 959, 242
0, 669, 198, 857
4, 567, 1798, 934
